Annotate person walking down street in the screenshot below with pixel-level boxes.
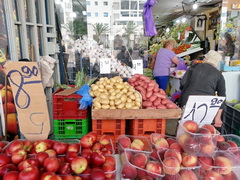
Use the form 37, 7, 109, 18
179, 50, 226, 127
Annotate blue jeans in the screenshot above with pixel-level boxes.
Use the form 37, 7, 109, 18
155, 76, 169, 91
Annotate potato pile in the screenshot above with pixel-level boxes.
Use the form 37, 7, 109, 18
128, 74, 179, 109
90, 76, 142, 109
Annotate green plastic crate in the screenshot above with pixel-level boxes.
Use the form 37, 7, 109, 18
54, 119, 88, 140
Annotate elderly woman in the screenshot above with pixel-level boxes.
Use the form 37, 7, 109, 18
153, 39, 179, 91
179, 50, 226, 127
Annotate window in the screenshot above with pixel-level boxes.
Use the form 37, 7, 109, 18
95, 12, 98, 17
121, 1, 129, 10
119, 21, 127, 25
139, 1, 144, 10
86, 1, 90, 5
103, 1, 108, 6
121, 11, 129, 17
87, 12, 91, 17
95, 2, 98, 5
131, 1, 137, 10
103, 12, 108, 17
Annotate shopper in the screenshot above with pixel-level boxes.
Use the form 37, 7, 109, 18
153, 39, 179, 91
219, 32, 235, 58
179, 50, 226, 127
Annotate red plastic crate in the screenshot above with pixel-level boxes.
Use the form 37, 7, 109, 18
129, 119, 166, 139
92, 119, 126, 150
53, 87, 88, 119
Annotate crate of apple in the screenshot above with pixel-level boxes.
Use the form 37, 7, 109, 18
199, 150, 240, 180
0, 132, 116, 179
117, 135, 153, 155
156, 148, 201, 180
216, 134, 240, 151
176, 120, 220, 156
121, 149, 164, 180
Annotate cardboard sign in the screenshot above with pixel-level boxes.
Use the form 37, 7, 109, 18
132, 59, 143, 75
181, 95, 225, 125
4, 62, 50, 141
100, 58, 111, 74
0, 93, 5, 135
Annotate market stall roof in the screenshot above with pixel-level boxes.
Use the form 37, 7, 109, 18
152, 0, 222, 26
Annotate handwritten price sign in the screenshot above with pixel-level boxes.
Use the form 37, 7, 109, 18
132, 59, 143, 75
181, 95, 225, 126
4, 62, 50, 141
100, 58, 111, 74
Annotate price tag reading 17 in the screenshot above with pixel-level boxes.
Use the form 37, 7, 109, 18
181, 95, 225, 126
100, 58, 111, 74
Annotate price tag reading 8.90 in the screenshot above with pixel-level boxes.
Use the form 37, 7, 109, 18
181, 95, 225, 125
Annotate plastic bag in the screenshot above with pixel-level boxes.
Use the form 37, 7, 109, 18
76, 84, 93, 110
143, 0, 157, 37
177, 58, 187, 70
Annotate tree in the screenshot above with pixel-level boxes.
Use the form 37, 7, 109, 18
92, 23, 109, 44
124, 21, 138, 47
65, 20, 87, 40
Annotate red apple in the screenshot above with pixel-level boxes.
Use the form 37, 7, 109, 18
166, 138, 176, 146
18, 158, 40, 171
105, 156, 115, 166
102, 162, 115, 178
90, 169, 105, 180
19, 166, 39, 180
217, 141, 231, 150
91, 142, 104, 152
34, 141, 48, 153
3, 171, 19, 180
35, 152, 49, 165
195, 128, 212, 144
65, 151, 78, 163
91, 152, 106, 166
0, 153, 11, 167
43, 139, 55, 149
121, 163, 137, 179
70, 156, 88, 174
53, 142, 68, 155
99, 135, 110, 145
22, 140, 33, 152
80, 135, 94, 148
11, 149, 27, 165
43, 157, 61, 172
7, 140, 24, 154
226, 140, 238, 148
49, 175, 63, 180
183, 137, 201, 155
0, 164, 17, 176
58, 162, 72, 175
87, 132, 98, 143
183, 120, 198, 133
45, 149, 57, 158
118, 136, 131, 148
62, 175, 75, 180
67, 143, 80, 153
81, 149, 92, 164
40, 172, 55, 180
145, 161, 162, 179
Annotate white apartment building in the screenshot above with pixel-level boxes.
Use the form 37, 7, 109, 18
86, 0, 145, 48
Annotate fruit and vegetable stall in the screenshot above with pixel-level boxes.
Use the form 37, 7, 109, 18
0, 72, 240, 180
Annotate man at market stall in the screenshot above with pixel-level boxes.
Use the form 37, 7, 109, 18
179, 50, 226, 127
153, 39, 179, 91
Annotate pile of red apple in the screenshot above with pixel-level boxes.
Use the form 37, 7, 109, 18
121, 150, 163, 180
117, 135, 152, 153
176, 120, 221, 156
199, 151, 240, 180
0, 132, 116, 180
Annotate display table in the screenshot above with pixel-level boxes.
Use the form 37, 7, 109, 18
92, 108, 182, 119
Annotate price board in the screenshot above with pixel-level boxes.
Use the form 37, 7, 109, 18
100, 58, 111, 74
132, 59, 143, 75
181, 95, 225, 125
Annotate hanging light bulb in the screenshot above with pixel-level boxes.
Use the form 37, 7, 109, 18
176, 19, 180, 24
193, 3, 198, 10
166, 28, 170, 33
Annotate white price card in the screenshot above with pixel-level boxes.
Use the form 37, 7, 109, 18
181, 95, 225, 126
132, 59, 143, 75
100, 58, 111, 74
